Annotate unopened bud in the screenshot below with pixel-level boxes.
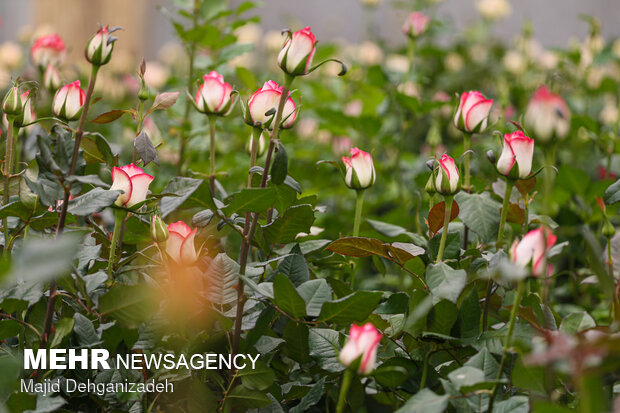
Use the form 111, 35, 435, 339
151, 215, 169, 243
2, 86, 22, 116
603, 219, 616, 238
85, 26, 117, 66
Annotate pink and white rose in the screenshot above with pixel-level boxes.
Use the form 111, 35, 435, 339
339, 323, 382, 374
510, 227, 557, 276
31, 34, 66, 68
166, 221, 199, 265
110, 164, 154, 208
454, 91, 494, 133
195, 71, 234, 115
248, 80, 297, 129
435, 154, 460, 195
402, 12, 431, 38
496, 130, 534, 179
53, 81, 86, 121
524, 85, 570, 142
85, 26, 115, 66
342, 147, 376, 190
278, 27, 317, 76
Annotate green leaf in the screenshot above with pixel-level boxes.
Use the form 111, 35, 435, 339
326, 237, 424, 265
99, 284, 154, 328
263, 204, 315, 245
0, 320, 21, 340
447, 366, 485, 391
227, 385, 271, 409
273, 272, 307, 318
454, 192, 501, 243
270, 142, 288, 185
238, 360, 275, 391
8, 233, 82, 283
428, 231, 461, 261
464, 348, 499, 380
556, 165, 590, 195
67, 188, 122, 216
50, 318, 74, 348
427, 299, 458, 335
206, 253, 239, 306
290, 377, 326, 413
457, 288, 481, 339
235, 66, 257, 89
73, 313, 100, 347
493, 395, 529, 413
375, 292, 409, 315
283, 321, 310, 363
0, 201, 32, 221
512, 355, 545, 392
604, 178, 620, 204
373, 365, 408, 388
559, 311, 596, 334
308, 328, 342, 372
224, 187, 276, 215
160, 177, 203, 218
90, 109, 131, 124
318, 291, 383, 324
278, 244, 309, 286
147, 91, 180, 114
395, 388, 449, 413
298, 279, 333, 317
426, 263, 467, 304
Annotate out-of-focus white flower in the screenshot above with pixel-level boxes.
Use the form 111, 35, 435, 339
469, 44, 488, 63
503, 50, 526, 75
385, 54, 409, 73
235, 23, 262, 44
476, 0, 512, 21
158, 41, 186, 68
0, 42, 22, 70
297, 118, 318, 139
144, 61, 170, 90
613, 39, 620, 59
587, 67, 604, 89
264, 30, 285, 53
344, 99, 363, 117
600, 96, 618, 125
445, 53, 464, 72
538, 51, 559, 70
358, 41, 384, 66
397, 81, 420, 98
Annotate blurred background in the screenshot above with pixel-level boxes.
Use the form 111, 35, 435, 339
0, 0, 619, 64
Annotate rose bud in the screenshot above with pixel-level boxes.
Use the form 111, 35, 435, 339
151, 215, 169, 244
43, 63, 61, 92
510, 227, 557, 276
496, 130, 534, 179
342, 147, 376, 190
85, 26, 116, 66
454, 90, 494, 133
30, 33, 66, 69
110, 164, 155, 208
277, 27, 317, 76
52, 81, 86, 121
248, 80, 297, 129
339, 323, 382, 374
524, 85, 570, 142
402, 12, 431, 38
2, 86, 22, 116
434, 154, 460, 195
166, 221, 199, 265
195, 71, 234, 115
14, 91, 35, 127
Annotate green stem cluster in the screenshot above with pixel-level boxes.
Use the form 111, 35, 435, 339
497, 180, 514, 247
232, 73, 294, 363
107, 210, 127, 276
3, 117, 15, 255
335, 369, 354, 413
489, 280, 525, 411
352, 190, 365, 237
435, 195, 453, 263
463, 133, 472, 191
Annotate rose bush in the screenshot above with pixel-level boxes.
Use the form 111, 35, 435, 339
0, 1, 619, 413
